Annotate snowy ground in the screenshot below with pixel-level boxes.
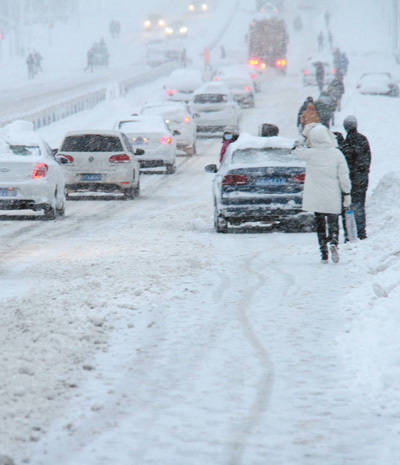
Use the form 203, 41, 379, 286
1, 1, 400, 464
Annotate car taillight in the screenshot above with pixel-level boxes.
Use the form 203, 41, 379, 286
222, 174, 249, 185
166, 89, 177, 96
244, 85, 252, 91
213, 76, 221, 81
160, 136, 172, 144
249, 57, 260, 66
275, 59, 287, 67
250, 73, 257, 79
332, 68, 336, 74
260, 62, 267, 69
304, 69, 309, 75
109, 154, 131, 163
292, 172, 305, 183
184, 116, 191, 123
57, 153, 74, 163
32, 163, 48, 179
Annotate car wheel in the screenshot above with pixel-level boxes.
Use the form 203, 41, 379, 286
124, 187, 135, 200
214, 207, 228, 233
56, 200, 65, 216
166, 163, 176, 174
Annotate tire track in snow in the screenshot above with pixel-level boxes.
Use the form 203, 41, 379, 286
228, 254, 295, 465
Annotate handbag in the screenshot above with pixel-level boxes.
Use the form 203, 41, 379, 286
345, 208, 358, 242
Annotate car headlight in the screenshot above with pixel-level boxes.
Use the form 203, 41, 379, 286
158, 19, 166, 27
144, 20, 151, 28
188, 4, 195, 11
165, 27, 174, 35
201, 3, 208, 11
179, 26, 188, 34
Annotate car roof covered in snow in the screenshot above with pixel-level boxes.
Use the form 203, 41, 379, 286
116, 116, 168, 133
166, 68, 202, 83
63, 130, 124, 138
229, 133, 296, 151
193, 81, 231, 96
0, 120, 46, 147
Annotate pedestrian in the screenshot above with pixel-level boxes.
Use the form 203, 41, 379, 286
26, 52, 35, 79
315, 90, 336, 128
342, 115, 371, 239
295, 124, 351, 263
317, 31, 324, 52
324, 10, 331, 28
327, 30, 333, 50
314, 61, 325, 92
300, 102, 320, 131
297, 96, 314, 130
327, 72, 345, 112
220, 128, 238, 163
340, 52, 349, 75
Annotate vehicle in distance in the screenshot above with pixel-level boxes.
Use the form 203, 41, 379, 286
145, 40, 184, 67
204, 133, 314, 232
0, 120, 66, 219
140, 102, 197, 155
164, 68, 203, 102
190, 81, 240, 136
165, 20, 189, 38
356, 72, 399, 97
56, 130, 140, 199
188, 1, 209, 13
214, 67, 255, 108
115, 116, 177, 174
302, 56, 335, 87
143, 14, 167, 31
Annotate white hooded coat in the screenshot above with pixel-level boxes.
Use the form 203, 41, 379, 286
296, 125, 351, 214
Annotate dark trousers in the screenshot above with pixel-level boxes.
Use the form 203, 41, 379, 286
315, 213, 339, 259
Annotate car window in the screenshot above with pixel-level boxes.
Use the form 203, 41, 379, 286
61, 135, 123, 152
9, 145, 42, 157
231, 148, 295, 164
193, 94, 228, 104
121, 133, 134, 153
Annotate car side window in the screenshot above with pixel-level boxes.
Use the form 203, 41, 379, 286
121, 133, 134, 153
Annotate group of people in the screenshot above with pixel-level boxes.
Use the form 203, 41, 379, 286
296, 117, 371, 263
26, 50, 43, 79
86, 39, 109, 72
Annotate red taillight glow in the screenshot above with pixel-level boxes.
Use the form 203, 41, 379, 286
332, 68, 336, 74
213, 76, 221, 81
166, 88, 178, 96
32, 163, 48, 179
222, 174, 249, 186
160, 136, 172, 144
250, 73, 257, 79
249, 57, 260, 66
109, 154, 131, 163
184, 116, 191, 123
244, 85, 252, 92
304, 69, 309, 75
57, 153, 74, 163
292, 172, 306, 183
275, 59, 287, 68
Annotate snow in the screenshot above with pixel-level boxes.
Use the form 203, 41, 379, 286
1, 0, 400, 464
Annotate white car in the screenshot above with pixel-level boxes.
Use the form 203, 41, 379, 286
204, 133, 314, 232
115, 116, 177, 173
356, 72, 399, 97
189, 81, 240, 136
164, 68, 203, 102
145, 40, 184, 67
214, 68, 255, 108
302, 57, 335, 87
0, 120, 66, 219
215, 64, 263, 93
56, 130, 141, 199
165, 20, 189, 38
140, 102, 197, 155
188, 1, 209, 13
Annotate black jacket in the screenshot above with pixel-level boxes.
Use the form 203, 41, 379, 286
315, 94, 336, 126
297, 99, 313, 126
343, 129, 371, 194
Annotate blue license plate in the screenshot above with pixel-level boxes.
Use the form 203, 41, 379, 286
81, 174, 102, 181
256, 177, 286, 186
0, 188, 17, 197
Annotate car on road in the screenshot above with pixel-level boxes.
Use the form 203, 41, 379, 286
189, 81, 240, 136
204, 133, 315, 232
214, 67, 255, 108
140, 102, 197, 156
302, 57, 335, 87
56, 130, 141, 199
0, 120, 66, 219
164, 68, 203, 102
115, 116, 177, 173
145, 40, 184, 67
188, 1, 209, 13
143, 14, 167, 31
165, 20, 189, 38
356, 72, 399, 97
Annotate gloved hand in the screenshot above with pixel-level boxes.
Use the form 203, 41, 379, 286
343, 194, 351, 208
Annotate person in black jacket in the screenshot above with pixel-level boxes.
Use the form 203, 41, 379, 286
297, 96, 314, 131
342, 115, 371, 239
315, 91, 336, 127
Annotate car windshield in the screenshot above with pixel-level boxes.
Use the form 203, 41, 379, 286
119, 121, 164, 133
231, 148, 296, 164
193, 94, 228, 104
9, 145, 41, 157
61, 135, 123, 152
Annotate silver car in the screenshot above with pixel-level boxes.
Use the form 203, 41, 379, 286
57, 130, 141, 199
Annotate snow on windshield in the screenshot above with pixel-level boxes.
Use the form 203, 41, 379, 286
231, 148, 299, 165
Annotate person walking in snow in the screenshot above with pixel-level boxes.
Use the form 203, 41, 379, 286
342, 115, 371, 240
314, 61, 325, 92
315, 90, 336, 128
219, 128, 239, 164
327, 71, 345, 112
317, 31, 324, 51
295, 124, 351, 263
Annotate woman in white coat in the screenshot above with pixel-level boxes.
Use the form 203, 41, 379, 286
296, 124, 351, 263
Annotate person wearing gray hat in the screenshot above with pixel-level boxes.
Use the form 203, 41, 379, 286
342, 115, 371, 239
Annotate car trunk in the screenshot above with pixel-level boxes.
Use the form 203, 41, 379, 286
0, 159, 38, 183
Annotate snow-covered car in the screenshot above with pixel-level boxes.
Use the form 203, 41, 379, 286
204, 133, 315, 232
115, 116, 177, 173
188, 1, 209, 13
0, 120, 66, 219
140, 102, 197, 156
164, 68, 203, 102
215, 64, 264, 93
302, 57, 335, 87
214, 68, 255, 108
189, 81, 240, 136
165, 20, 189, 38
356, 72, 399, 97
56, 130, 141, 198
145, 40, 184, 67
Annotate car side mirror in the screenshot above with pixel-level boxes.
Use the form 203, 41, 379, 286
52, 148, 58, 157
55, 155, 71, 165
135, 148, 145, 155
204, 164, 217, 173
173, 130, 181, 136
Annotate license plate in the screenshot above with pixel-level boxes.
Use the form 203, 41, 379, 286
81, 174, 102, 181
256, 177, 286, 186
0, 188, 17, 197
